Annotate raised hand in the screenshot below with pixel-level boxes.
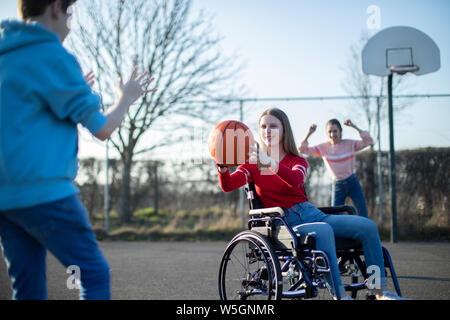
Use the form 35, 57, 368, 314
93, 66, 157, 141
343, 119, 354, 127
303, 124, 317, 142
344, 119, 362, 132
118, 66, 157, 105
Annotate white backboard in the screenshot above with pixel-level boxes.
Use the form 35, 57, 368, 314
362, 26, 440, 76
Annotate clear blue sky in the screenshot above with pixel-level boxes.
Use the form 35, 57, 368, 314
1, 0, 449, 159
193, 0, 449, 95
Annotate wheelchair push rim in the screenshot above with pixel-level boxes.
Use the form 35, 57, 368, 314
218, 231, 282, 300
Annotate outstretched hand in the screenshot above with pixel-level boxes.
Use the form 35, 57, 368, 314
92, 66, 157, 141
118, 66, 157, 105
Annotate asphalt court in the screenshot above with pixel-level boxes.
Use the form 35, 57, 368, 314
0, 241, 449, 300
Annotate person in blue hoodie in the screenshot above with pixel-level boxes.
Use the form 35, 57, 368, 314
0, 0, 156, 299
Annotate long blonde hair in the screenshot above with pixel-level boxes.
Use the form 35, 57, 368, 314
258, 108, 300, 156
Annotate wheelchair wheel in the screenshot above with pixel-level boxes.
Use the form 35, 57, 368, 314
337, 247, 403, 299
218, 231, 282, 300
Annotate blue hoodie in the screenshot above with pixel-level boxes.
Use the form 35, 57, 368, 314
0, 20, 107, 210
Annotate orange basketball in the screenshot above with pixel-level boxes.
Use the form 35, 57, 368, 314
208, 120, 255, 167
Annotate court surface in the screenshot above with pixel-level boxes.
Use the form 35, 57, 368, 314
0, 241, 449, 300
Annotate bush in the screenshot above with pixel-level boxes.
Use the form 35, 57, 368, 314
82, 148, 449, 241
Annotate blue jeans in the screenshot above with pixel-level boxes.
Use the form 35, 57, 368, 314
285, 201, 387, 298
0, 195, 110, 300
332, 174, 368, 218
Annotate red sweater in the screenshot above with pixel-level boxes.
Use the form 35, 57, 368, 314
218, 154, 309, 209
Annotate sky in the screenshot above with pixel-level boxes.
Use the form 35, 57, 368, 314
1, 0, 449, 162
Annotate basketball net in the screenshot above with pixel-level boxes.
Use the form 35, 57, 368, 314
389, 65, 419, 75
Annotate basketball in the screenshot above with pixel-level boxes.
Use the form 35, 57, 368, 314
208, 120, 255, 167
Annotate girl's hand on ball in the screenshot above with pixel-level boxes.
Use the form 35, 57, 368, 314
249, 143, 274, 168
216, 163, 228, 173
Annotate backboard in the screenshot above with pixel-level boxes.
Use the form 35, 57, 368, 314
362, 26, 440, 76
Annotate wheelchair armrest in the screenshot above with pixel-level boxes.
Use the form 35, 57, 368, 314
249, 207, 285, 217
318, 205, 357, 215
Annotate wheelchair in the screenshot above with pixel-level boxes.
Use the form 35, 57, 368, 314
218, 182, 402, 300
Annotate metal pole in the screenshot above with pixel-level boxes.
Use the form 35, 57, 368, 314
104, 140, 110, 232
239, 99, 246, 229
154, 163, 159, 216
376, 97, 383, 224
387, 74, 398, 243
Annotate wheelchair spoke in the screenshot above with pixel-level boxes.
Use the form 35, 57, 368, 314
219, 232, 282, 300
230, 247, 249, 273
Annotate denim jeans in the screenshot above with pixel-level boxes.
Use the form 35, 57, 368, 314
285, 201, 387, 298
0, 195, 110, 300
332, 173, 368, 218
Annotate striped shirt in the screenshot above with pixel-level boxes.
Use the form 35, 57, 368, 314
299, 131, 373, 181
218, 154, 309, 209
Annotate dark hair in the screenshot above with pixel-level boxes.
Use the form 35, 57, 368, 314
18, 0, 76, 19
326, 119, 342, 132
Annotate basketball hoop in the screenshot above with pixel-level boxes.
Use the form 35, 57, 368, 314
361, 26, 441, 243
389, 65, 420, 75
362, 26, 440, 77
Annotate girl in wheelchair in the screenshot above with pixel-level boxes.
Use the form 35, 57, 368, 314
216, 108, 405, 300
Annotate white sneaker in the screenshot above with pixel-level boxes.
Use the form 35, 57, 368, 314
379, 290, 409, 300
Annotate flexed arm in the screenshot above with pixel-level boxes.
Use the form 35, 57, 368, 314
303, 124, 317, 142
343, 119, 362, 133
298, 124, 321, 156
344, 119, 374, 150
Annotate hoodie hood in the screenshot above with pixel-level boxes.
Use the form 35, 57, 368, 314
0, 19, 59, 56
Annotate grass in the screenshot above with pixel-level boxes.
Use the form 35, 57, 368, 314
91, 207, 450, 242
91, 206, 242, 241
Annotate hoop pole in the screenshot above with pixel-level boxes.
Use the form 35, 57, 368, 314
376, 96, 383, 225
387, 74, 398, 243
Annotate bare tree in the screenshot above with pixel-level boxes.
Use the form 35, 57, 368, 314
68, 0, 243, 222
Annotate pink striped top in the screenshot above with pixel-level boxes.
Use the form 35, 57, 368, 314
299, 131, 373, 181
